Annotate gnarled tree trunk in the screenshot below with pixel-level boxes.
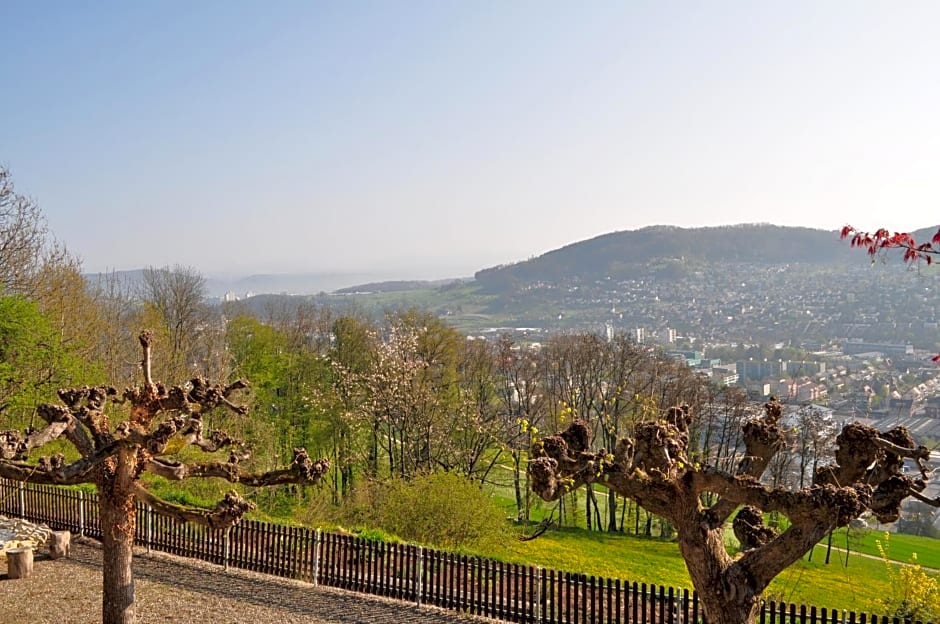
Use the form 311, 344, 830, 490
99, 452, 137, 624
676, 500, 762, 624
697, 588, 761, 624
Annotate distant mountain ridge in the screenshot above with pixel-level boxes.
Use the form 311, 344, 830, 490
474, 223, 940, 290
334, 279, 467, 294
86, 224, 940, 298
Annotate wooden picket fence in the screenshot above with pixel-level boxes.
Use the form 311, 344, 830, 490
0, 479, 925, 624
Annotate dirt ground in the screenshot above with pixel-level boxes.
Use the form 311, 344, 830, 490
0, 538, 490, 624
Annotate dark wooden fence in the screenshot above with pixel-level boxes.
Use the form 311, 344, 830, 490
0, 479, 924, 624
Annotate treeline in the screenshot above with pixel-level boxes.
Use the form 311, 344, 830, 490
0, 242, 747, 533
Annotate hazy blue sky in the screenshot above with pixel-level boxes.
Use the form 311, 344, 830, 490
4, 1, 940, 278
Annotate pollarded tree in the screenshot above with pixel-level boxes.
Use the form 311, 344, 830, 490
529, 398, 936, 624
0, 331, 330, 624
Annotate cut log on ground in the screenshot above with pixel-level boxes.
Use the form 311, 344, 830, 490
7, 547, 34, 579
49, 531, 70, 559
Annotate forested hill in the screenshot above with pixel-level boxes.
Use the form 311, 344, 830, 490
335, 279, 465, 294
474, 223, 939, 291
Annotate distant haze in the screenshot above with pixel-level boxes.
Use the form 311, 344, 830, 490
90, 223, 913, 297
5, 3, 940, 276
85, 269, 465, 298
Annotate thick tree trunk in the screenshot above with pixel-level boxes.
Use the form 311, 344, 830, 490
697, 589, 761, 624
677, 505, 763, 624
99, 454, 138, 624
101, 496, 136, 624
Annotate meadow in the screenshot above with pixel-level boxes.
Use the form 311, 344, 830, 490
483, 525, 920, 614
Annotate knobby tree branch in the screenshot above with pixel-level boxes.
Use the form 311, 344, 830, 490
529, 397, 931, 624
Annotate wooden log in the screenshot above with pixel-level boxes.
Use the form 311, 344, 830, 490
7, 548, 34, 579
49, 531, 71, 560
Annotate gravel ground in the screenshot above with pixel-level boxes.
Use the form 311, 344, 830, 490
0, 538, 492, 624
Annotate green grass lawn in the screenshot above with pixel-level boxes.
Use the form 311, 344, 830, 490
823, 527, 940, 569
141, 456, 939, 617
484, 476, 940, 613
476, 525, 932, 615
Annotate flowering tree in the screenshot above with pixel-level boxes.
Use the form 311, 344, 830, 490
529, 398, 937, 624
0, 331, 330, 624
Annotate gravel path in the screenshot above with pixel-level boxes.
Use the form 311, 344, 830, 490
0, 539, 492, 624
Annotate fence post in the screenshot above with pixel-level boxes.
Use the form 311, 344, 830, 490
223, 526, 231, 571
146, 504, 153, 554
78, 491, 84, 537
535, 566, 543, 624
312, 529, 321, 587
416, 546, 424, 607
17, 481, 24, 518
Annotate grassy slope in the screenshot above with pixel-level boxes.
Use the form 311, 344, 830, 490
327, 284, 503, 333
825, 527, 940, 569
485, 469, 935, 612
485, 527, 901, 614
141, 467, 929, 614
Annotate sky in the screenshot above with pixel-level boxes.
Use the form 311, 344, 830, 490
3, 1, 940, 279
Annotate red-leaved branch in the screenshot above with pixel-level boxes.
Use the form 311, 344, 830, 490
841, 225, 940, 264
842, 225, 940, 362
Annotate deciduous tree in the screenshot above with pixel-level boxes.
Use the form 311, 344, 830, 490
0, 295, 90, 422
0, 331, 330, 624
139, 265, 213, 380
493, 334, 546, 522
529, 398, 936, 624
0, 166, 46, 295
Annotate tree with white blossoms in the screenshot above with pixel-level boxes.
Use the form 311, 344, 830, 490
529, 397, 938, 624
0, 331, 330, 624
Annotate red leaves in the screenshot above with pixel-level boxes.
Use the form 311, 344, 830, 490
843, 224, 940, 363
842, 224, 940, 265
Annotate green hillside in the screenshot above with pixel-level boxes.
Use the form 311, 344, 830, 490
484, 525, 931, 614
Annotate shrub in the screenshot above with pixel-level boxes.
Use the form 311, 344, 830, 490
344, 472, 509, 551
876, 533, 940, 622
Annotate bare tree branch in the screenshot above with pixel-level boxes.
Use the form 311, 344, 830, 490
144, 447, 330, 487
0, 166, 46, 295
133, 485, 256, 529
